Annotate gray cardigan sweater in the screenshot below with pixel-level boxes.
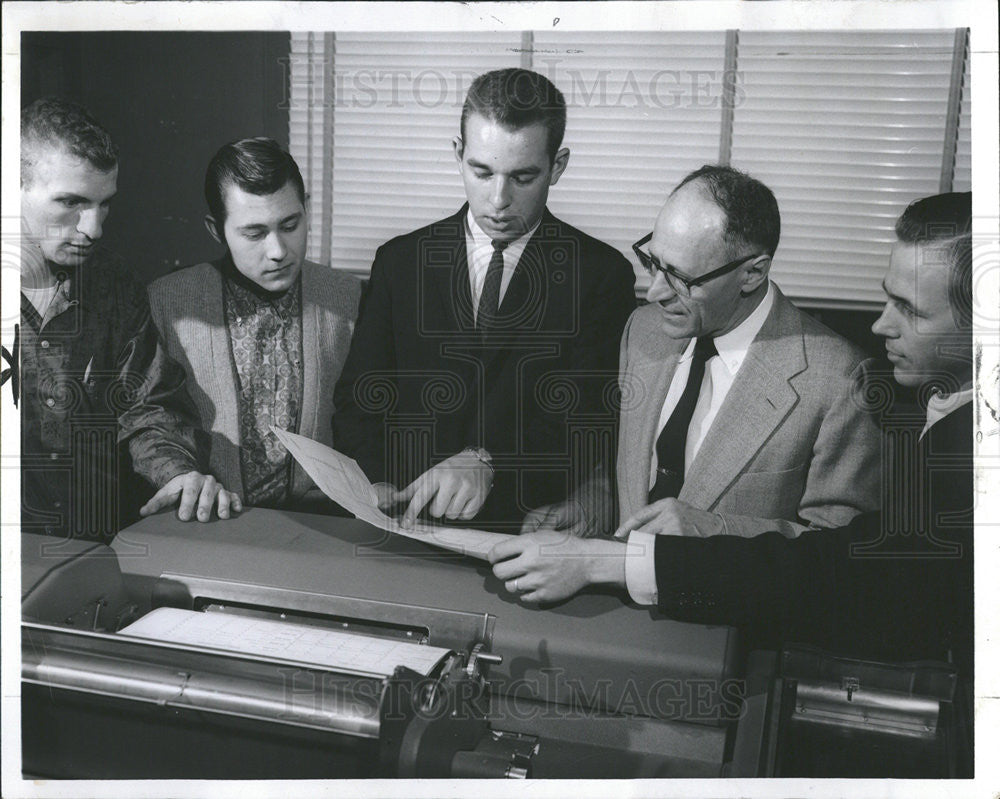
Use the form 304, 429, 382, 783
148, 260, 361, 502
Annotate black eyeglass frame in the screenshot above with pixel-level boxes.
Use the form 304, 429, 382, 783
632, 232, 764, 294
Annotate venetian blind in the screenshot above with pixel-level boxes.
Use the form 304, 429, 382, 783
953, 34, 971, 193
729, 30, 959, 307
289, 32, 334, 263
304, 32, 521, 273
532, 31, 728, 288
291, 29, 969, 307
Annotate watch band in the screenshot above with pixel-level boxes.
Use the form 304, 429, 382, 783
462, 446, 494, 472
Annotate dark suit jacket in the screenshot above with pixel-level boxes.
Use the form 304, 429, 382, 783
652, 401, 973, 669
333, 205, 636, 530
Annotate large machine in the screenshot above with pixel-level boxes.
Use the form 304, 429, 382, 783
20, 509, 965, 779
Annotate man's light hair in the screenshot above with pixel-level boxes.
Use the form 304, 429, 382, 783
21, 97, 118, 186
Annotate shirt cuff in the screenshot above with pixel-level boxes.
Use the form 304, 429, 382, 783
624, 530, 659, 606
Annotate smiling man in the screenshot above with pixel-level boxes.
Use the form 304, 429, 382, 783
491, 165, 884, 604
488, 191, 973, 681
520, 165, 881, 549
334, 68, 636, 532
19, 97, 240, 540
148, 138, 360, 510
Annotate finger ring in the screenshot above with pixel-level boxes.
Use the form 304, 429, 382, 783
512, 579, 519, 593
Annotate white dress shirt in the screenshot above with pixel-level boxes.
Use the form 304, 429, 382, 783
465, 209, 539, 323
626, 282, 775, 605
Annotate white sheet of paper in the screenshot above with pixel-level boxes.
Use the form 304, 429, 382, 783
272, 428, 511, 560
119, 607, 450, 676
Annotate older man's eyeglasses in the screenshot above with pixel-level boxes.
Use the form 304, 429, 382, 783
632, 232, 763, 298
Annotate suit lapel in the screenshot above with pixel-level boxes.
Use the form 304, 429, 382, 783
622, 320, 686, 513
425, 206, 475, 334
298, 266, 319, 438
679, 290, 806, 510
205, 265, 244, 498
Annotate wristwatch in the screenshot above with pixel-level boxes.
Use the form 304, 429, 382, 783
462, 446, 494, 473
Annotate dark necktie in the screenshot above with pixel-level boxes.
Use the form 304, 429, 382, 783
476, 240, 508, 330
648, 336, 718, 502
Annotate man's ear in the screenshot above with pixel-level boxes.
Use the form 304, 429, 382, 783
452, 136, 464, 168
204, 215, 223, 245
549, 147, 570, 186
741, 254, 771, 294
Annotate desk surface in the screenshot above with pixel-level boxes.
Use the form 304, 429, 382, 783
113, 508, 739, 722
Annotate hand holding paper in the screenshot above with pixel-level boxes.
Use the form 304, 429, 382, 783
271, 428, 511, 560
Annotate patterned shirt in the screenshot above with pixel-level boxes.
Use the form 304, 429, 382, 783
20, 247, 201, 540
222, 269, 303, 507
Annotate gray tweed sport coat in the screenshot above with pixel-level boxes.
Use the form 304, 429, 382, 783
148, 260, 360, 501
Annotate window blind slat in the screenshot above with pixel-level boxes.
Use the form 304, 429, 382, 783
535, 30, 728, 278
953, 35, 971, 192
324, 32, 521, 271
730, 29, 957, 305
290, 28, 968, 308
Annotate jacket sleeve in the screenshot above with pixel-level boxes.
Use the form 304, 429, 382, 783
118, 280, 202, 488
653, 511, 971, 662
332, 247, 396, 484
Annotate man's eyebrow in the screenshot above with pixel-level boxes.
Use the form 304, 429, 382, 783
466, 159, 541, 177
656, 257, 696, 279
279, 212, 302, 225
881, 280, 914, 309
236, 222, 269, 233
53, 191, 118, 204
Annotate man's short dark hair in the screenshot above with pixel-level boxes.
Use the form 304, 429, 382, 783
204, 137, 306, 226
460, 68, 567, 163
674, 165, 781, 259
21, 97, 118, 186
895, 191, 973, 329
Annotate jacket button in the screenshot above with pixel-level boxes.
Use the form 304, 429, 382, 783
40, 340, 50, 349
46, 398, 55, 407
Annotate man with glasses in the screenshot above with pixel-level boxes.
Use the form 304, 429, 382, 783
489, 192, 971, 695
517, 165, 880, 568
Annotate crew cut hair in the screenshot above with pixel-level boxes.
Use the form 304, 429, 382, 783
204, 137, 306, 225
460, 68, 567, 163
674, 164, 781, 259
21, 97, 118, 185
895, 192, 973, 329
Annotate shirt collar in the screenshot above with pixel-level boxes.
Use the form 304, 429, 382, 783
22, 261, 80, 329
465, 208, 541, 257
922, 387, 973, 439
217, 253, 301, 307
681, 282, 774, 375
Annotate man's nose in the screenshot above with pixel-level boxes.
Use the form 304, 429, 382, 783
76, 208, 103, 241
266, 232, 288, 261
871, 305, 894, 337
645, 270, 676, 304
490, 177, 511, 210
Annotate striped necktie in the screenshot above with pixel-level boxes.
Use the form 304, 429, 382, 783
476, 239, 508, 330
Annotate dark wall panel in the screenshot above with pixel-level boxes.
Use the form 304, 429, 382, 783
22, 32, 290, 285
